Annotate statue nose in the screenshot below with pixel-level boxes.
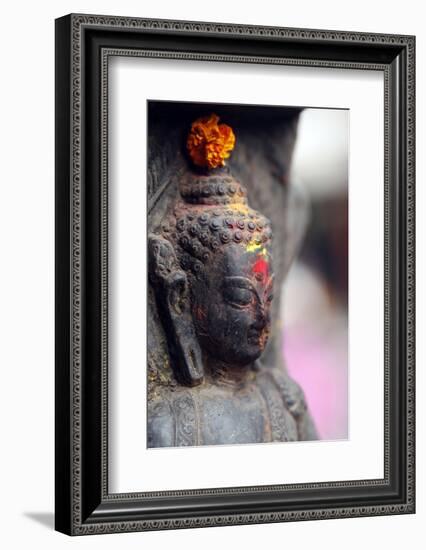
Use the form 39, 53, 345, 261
253, 305, 268, 330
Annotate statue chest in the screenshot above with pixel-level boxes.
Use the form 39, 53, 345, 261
165, 376, 299, 447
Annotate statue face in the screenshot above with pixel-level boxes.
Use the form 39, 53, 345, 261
191, 243, 274, 366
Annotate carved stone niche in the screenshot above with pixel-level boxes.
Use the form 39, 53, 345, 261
147, 101, 317, 447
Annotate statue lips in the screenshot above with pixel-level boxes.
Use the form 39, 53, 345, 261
247, 326, 269, 349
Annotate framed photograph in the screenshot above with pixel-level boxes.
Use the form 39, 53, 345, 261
55, 13, 415, 535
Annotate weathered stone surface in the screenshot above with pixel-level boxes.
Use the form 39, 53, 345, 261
147, 103, 316, 446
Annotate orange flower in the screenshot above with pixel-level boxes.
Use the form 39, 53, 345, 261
187, 114, 236, 169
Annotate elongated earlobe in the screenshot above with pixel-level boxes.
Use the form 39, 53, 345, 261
148, 233, 204, 386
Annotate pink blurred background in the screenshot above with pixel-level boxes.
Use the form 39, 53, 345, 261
283, 108, 349, 440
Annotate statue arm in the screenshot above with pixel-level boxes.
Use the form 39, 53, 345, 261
269, 367, 318, 441
284, 376, 318, 441
147, 396, 176, 448
295, 406, 318, 441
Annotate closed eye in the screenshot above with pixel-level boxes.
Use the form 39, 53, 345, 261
223, 276, 259, 308
223, 286, 253, 308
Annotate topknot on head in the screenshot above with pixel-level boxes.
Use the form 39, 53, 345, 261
182, 114, 247, 207
179, 170, 248, 206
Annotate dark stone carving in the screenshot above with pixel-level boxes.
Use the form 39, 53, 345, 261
147, 104, 317, 447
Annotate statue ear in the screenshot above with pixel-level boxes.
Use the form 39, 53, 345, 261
148, 233, 204, 386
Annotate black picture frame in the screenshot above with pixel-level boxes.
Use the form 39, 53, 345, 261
55, 13, 415, 535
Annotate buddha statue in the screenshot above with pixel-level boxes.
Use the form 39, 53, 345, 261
147, 114, 317, 447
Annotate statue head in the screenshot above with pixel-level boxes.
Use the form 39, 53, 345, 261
149, 115, 274, 385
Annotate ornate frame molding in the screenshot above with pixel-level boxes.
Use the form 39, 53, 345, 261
55, 13, 415, 535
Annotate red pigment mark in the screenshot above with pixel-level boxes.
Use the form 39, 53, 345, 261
193, 306, 206, 321
252, 257, 269, 279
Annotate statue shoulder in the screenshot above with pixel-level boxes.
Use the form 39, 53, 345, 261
147, 388, 199, 448
147, 390, 175, 448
